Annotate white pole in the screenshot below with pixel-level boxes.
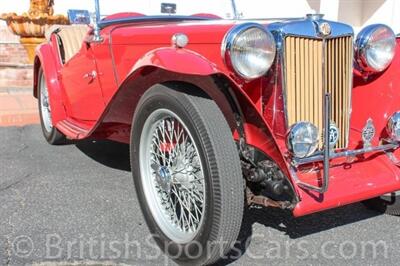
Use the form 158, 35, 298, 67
230, 0, 239, 19
320, 0, 339, 21
390, 0, 400, 34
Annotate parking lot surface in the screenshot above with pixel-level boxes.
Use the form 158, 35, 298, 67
1, 125, 400, 265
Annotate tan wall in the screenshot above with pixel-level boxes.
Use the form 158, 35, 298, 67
0, 26, 32, 89
338, 0, 363, 28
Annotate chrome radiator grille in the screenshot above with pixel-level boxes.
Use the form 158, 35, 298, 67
284, 36, 353, 148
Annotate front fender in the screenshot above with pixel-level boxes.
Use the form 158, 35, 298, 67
34, 40, 66, 124
92, 45, 295, 195
129, 47, 219, 77
99, 46, 293, 189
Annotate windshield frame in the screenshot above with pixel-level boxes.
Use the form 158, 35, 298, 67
97, 15, 215, 29
93, 0, 238, 20
93, 0, 232, 29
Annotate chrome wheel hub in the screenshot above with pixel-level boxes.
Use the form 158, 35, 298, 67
140, 109, 206, 244
152, 164, 172, 193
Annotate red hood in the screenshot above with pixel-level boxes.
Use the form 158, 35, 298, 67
106, 20, 259, 45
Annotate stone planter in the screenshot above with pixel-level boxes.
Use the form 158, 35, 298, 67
0, 1, 69, 64
2, 13, 68, 38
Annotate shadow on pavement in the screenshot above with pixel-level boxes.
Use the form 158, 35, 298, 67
215, 204, 381, 265
73, 139, 382, 265
75, 139, 131, 172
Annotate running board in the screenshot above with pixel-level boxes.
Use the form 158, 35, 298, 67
56, 119, 92, 139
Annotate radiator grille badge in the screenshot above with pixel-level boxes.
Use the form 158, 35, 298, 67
362, 118, 375, 147
319, 22, 332, 36
329, 122, 340, 148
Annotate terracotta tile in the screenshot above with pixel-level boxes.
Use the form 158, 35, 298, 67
0, 95, 21, 110
0, 112, 39, 127
15, 94, 38, 109
0, 91, 39, 126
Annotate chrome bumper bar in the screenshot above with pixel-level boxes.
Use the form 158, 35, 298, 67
293, 143, 399, 167
292, 93, 399, 193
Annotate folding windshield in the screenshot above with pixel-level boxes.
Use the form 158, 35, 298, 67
85, 0, 236, 19
64, 0, 323, 27
91, 0, 317, 19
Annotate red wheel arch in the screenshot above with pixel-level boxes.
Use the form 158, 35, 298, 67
33, 38, 66, 124
95, 66, 293, 187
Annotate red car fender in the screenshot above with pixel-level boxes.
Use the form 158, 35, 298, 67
33, 37, 66, 124
129, 47, 219, 77
98, 47, 293, 186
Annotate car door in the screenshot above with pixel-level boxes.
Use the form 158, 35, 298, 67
61, 44, 105, 121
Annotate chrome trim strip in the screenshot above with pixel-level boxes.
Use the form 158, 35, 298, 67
268, 16, 354, 39
292, 143, 398, 166
347, 35, 355, 149
278, 33, 353, 40
98, 16, 212, 29
277, 30, 289, 129
234, 17, 304, 22
322, 85, 331, 193
108, 27, 120, 86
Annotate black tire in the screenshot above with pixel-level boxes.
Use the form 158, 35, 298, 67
38, 68, 66, 145
130, 83, 244, 265
363, 192, 400, 216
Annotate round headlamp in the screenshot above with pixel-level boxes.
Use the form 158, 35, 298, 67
287, 122, 319, 158
355, 24, 396, 73
387, 111, 400, 141
222, 23, 276, 80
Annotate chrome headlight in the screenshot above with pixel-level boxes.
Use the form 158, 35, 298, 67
287, 122, 319, 158
222, 23, 276, 80
387, 112, 400, 141
355, 24, 396, 73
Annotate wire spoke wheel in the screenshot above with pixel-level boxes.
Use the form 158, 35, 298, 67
38, 68, 66, 145
39, 71, 53, 133
132, 84, 244, 264
140, 109, 206, 243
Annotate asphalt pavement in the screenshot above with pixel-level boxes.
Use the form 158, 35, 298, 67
1, 125, 400, 266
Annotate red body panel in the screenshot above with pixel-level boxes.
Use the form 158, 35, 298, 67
34, 16, 400, 217
61, 45, 105, 120
34, 36, 66, 124
293, 153, 400, 216
292, 40, 400, 216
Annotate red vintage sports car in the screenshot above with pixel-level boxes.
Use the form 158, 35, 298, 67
34, 0, 400, 264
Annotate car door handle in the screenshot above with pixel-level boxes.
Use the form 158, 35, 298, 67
83, 70, 97, 82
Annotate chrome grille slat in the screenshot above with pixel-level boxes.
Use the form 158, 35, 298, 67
284, 36, 353, 149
